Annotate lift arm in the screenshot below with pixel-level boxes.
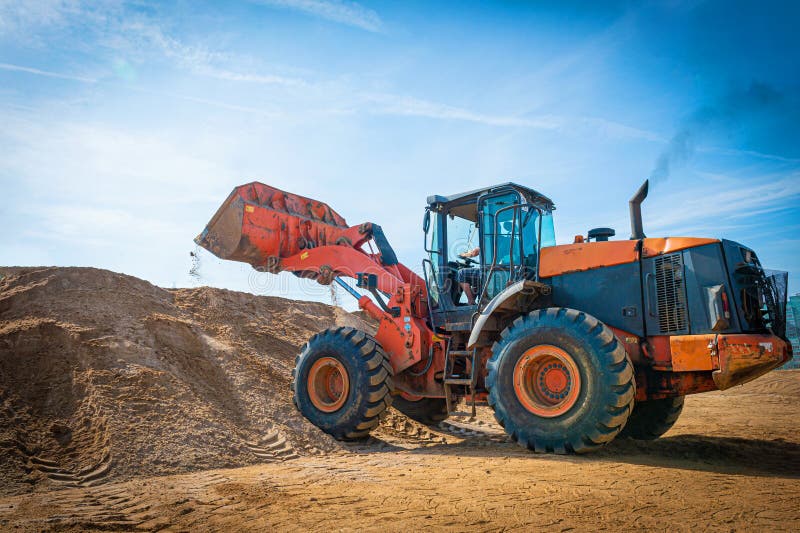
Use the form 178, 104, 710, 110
194, 182, 424, 296
195, 182, 444, 396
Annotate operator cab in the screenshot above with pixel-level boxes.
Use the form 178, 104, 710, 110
423, 183, 556, 331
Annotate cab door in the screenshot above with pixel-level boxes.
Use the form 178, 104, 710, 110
423, 207, 477, 331
479, 190, 524, 302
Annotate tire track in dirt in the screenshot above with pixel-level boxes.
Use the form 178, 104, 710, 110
244, 428, 300, 462
375, 410, 448, 444
9, 398, 117, 490
438, 417, 510, 443
39, 470, 236, 531
28, 450, 113, 488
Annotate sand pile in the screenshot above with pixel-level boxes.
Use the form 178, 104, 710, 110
0, 267, 372, 495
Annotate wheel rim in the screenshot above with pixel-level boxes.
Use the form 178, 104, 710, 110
308, 357, 350, 413
513, 345, 581, 418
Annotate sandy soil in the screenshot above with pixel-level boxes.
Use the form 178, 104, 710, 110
0, 267, 373, 495
1, 267, 799, 531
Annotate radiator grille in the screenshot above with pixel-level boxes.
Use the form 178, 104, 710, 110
655, 253, 688, 333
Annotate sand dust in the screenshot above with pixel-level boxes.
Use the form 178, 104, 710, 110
1, 267, 798, 531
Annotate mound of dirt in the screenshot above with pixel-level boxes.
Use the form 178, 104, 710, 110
0, 267, 373, 496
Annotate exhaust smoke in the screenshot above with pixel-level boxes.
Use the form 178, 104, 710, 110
649, 81, 787, 183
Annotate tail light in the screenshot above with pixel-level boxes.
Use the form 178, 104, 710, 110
706, 284, 730, 331
721, 289, 731, 320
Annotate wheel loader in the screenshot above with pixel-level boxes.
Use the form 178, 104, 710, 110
195, 179, 792, 453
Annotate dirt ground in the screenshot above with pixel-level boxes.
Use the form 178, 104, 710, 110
1, 267, 799, 531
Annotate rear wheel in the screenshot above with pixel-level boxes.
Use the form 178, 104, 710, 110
292, 327, 393, 440
619, 396, 684, 440
486, 308, 635, 454
392, 395, 449, 425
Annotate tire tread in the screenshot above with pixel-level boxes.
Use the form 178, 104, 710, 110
291, 327, 394, 441
486, 307, 636, 454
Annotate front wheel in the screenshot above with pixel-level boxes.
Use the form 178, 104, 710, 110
292, 327, 394, 440
486, 308, 635, 454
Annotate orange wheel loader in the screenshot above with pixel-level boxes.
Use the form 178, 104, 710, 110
195, 179, 792, 453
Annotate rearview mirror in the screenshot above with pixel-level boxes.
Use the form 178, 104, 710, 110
423, 209, 431, 233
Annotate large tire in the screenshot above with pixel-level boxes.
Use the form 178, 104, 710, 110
392, 396, 449, 425
619, 396, 684, 440
486, 308, 635, 454
292, 327, 393, 440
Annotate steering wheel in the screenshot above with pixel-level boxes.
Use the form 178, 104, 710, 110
458, 256, 477, 267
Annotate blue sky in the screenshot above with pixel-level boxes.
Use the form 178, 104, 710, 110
1, 0, 798, 306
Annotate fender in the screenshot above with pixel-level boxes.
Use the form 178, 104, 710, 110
467, 279, 550, 349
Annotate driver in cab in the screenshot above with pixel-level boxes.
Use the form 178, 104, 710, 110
457, 247, 480, 305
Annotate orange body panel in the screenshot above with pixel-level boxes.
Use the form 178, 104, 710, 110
371, 285, 447, 398
641, 237, 719, 258
539, 240, 638, 278
669, 334, 716, 371
539, 236, 721, 278
639, 333, 790, 398
650, 333, 789, 380
608, 326, 643, 364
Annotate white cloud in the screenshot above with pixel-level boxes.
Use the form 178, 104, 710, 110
0, 61, 284, 116
699, 145, 800, 164
358, 93, 671, 144
128, 87, 282, 117
112, 20, 312, 88
0, 110, 235, 200
578, 116, 663, 143
114, 19, 225, 69
553, 171, 800, 247
194, 66, 306, 88
0, 62, 96, 83
0, 0, 666, 141
251, 0, 383, 32
0, 0, 76, 36
363, 93, 563, 129
0, 53, 663, 137
26, 205, 183, 247
645, 173, 800, 234
0, 1, 311, 89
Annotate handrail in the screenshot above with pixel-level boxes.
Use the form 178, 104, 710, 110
423, 207, 441, 255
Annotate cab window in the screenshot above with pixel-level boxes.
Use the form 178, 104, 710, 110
481, 192, 522, 267
446, 213, 478, 262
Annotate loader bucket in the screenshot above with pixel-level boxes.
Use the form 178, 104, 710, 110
195, 182, 350, 268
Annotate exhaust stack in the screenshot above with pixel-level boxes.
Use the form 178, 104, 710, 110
629, 179, 649, 240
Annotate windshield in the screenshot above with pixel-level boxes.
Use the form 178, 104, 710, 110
481, 192, 520, 266
482, 193, 550, 268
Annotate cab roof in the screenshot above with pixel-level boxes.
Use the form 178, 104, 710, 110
427, 182, 555, 221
